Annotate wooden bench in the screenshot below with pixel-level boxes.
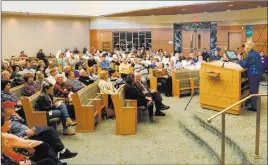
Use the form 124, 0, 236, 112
10, 85, 24, 99
21, 92, 60, 128
171, 70, 200, 98
149, 69, 158, 90
71, 81, 108, 132
112, 85, 137, 135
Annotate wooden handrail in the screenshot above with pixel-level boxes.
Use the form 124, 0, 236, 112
207, 94, 267, 123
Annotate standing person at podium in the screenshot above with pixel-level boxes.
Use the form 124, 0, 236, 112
237, 41, 263, 111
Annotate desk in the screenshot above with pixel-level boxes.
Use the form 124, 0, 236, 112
200, 62, 249, 115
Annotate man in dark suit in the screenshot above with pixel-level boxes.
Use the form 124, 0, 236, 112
134, 72, 169, 116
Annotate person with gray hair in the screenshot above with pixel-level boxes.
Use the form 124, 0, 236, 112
134, 72, 169, 116
133, 58, 149, 85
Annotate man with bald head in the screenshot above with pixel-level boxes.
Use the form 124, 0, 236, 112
238, 41, 263, 111
134, 72, 169, 116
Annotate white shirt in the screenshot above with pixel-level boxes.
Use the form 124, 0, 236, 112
46, 75, 56, 85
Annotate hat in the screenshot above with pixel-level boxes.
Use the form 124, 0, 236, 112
2, 101, 16, 109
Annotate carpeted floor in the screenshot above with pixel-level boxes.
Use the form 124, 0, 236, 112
60, 85, 267, 164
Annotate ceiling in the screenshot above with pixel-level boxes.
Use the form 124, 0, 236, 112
103, 1, 268, 17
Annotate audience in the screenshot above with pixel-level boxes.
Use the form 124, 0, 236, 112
54, 74, 73, 105
11, 71, 25, 88
154, 63, 172, 97
78, 70, 94, 86
46, 68, 58, 85
65, 72, 86, 92
201, 48, 210, 62
22, 73, 38, 96
98, 70, 115, 119
35, 71, 47, 91
119, 58, 131, 80
212, 48, 222, 61
35, 83, 76, 135
124, 75, 156, 122
2, 70, 11, 81
100, 55, 110, 70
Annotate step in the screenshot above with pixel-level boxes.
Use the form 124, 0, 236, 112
179, 113, 244, 165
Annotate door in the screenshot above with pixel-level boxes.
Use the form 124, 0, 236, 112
182, 30, 210, 57
228, 32, 241, 51
182, 31, 195, 56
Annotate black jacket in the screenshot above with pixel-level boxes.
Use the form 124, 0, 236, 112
78, 76, 94, 86
87, 59, 97, 67
201, 52, 210, 62
124, 84, 146, 106
35, 92, 54, 111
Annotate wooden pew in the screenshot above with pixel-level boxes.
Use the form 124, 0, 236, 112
171, 70, 200, 98
112, 85, 137, 135
20, 92, 59, 128
149, 69, 158, 90
10, 85, 24, 99
71, 81, 108, 132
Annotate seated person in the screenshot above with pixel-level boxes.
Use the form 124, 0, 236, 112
57, 53, 67, 68
35, 71, 48, 91
110, 55, 120, 70
99, 55, 110, 70
154, 63, 172, 97
37, 49, 47, 64
65, 72, 86, 92
19, 51, 28, 60
3, 102, 77, 160
54, 74, 73, 105
11, 71, 25, 88
178, 51, 186, 61
119, 58, 130, 80
149, 59, 157, 69
45, 61, 59, 77
166, 60, 175, 76
124, 75, 156, 122
133, 58, 149, 85
73, 47, 79, 54
134, 72, 169, 116
74, 63, 83, 78
1, 114, 66, 165
22, 73, 38, 96
35, 83, 76, 135
46, 68, 58, 85
195, 56, 205, 69
2, 70, 11, 81
18, 60, 25, 71
78, 70, 94, 86
109, 69, 125, 89
62, 65, 72, 81
23, 62, 36, 75
87, 55, 97, 68
98, 70, 115, 119
212, 48, 222, 61
189, 52, 198, 63
1, 80, 24, 119
88, 67, 99, 81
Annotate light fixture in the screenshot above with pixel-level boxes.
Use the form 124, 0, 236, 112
228, 4, 233, 7
227, 10, 231, 12
182, 8, 186, 11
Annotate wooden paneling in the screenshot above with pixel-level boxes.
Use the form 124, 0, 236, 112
90, 28, 173, 53
217, 24, 267, 55
228, 32, 242, 51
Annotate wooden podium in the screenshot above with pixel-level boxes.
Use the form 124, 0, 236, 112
200, 62, 249, 115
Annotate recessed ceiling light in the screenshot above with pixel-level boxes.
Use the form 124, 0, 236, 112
227, 10, 231, 12
257, 5, 261, 8
182, 9, 186, 11
228, 4, 233, 7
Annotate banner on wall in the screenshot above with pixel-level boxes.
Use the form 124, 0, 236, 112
246, 25, 252, 42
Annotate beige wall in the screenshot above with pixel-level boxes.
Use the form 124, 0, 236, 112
2, 14, 90, 59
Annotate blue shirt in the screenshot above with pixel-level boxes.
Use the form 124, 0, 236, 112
239, 50, 263, 76
149, 64, 157, 69
100, 60, 110, 69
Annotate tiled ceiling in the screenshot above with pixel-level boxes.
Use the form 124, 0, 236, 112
102, 1, 267, 17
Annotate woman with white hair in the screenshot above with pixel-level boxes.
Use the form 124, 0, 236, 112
238, 41, 263, 111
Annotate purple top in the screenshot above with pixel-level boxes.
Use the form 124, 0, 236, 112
261, 56, 268, 69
